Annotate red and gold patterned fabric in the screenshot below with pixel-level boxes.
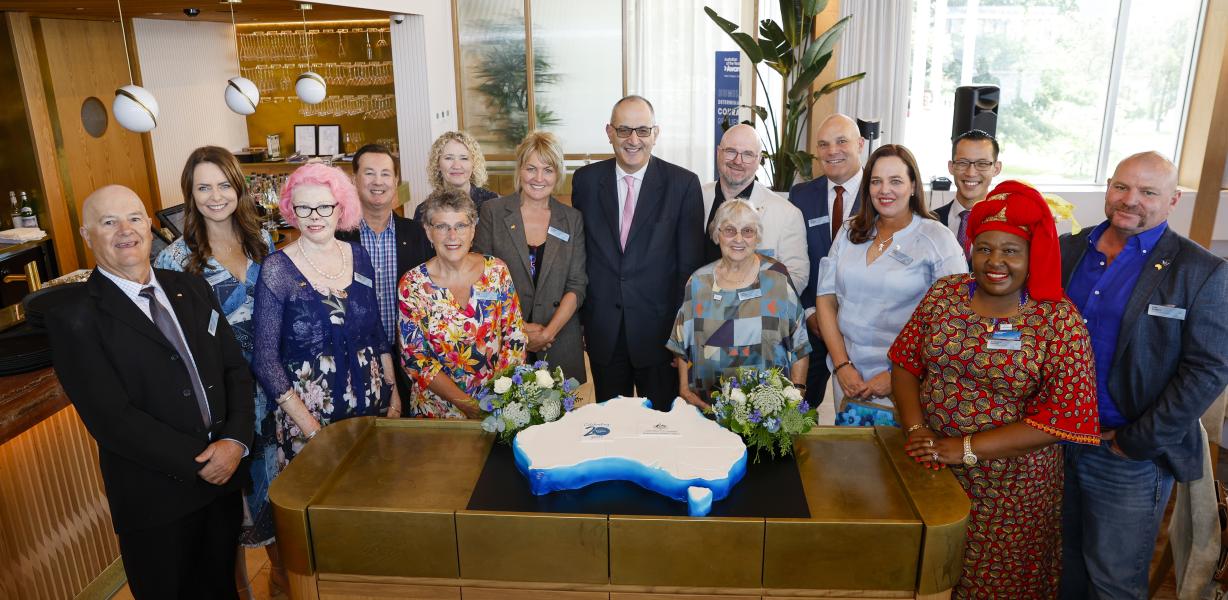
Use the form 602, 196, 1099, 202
889, 274, 1099, 599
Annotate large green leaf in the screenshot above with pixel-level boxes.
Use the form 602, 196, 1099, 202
758, 19, 790, 66
814, 72, 866, 98
740, 104, 769, 122
704, 6, 739, 34
787, 53, 832, 100
806, 13, 852, 67
779, 0, 799, 47
803, 0, 828, 18
705, 7, 764, 63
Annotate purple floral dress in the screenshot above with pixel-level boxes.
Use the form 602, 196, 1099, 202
253, 242, 392, 470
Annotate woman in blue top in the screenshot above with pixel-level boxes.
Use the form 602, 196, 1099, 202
816, 145, 966, 427
252, 163, 401, 472
153, 146, 280, 593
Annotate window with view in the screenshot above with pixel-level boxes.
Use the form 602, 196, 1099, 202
904, 0, 1204, 185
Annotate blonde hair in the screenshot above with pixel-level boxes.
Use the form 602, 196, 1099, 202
513, 131, 566, 194
427, 131, 488, 191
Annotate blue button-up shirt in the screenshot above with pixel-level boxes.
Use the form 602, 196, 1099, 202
1067, 221, 1168, 429
359, 218, 398, 348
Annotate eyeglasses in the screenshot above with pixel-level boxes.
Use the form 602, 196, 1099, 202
951, 159, 997, 172
430, 221, 473, 235
720, 148, 759, 164
292, 204, 337, 218
612, 126, 656, 139
718, 225, 757, 240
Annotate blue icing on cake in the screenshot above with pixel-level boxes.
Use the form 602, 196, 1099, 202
512, 396, 748, 516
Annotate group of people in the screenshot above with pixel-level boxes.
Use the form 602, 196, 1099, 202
45, 93, 1227, 600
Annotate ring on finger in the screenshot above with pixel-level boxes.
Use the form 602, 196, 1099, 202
931, 451, 938, 461
927, 439, 934, 448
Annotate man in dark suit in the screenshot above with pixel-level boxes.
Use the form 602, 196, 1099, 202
571, 95, 705, 409
932, 129, 1002, 258
46, 185, 255, 599
338, 143, 434, 408
787, 113, 863, 408
1058, 152, 1228, 600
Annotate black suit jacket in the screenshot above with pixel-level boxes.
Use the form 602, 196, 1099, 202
571, 156, 705, 368
932, 199, 954, 224
787, 176, 861, 312
1060, 225, 1228, 481
46, 269, 255, 533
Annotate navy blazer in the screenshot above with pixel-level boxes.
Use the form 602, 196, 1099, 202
336, 212, 434, 293
788, 176, 860, 310
571, 156, 705, 368
932, 199, 954, 225
1060, 225, 1228, 481
46, 269, 255, 532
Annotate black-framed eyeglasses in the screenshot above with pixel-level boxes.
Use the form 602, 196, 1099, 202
720, 148, 759, 164
292, 204, 337, 218
612, 126, 656, 139
951, 159, 997, 172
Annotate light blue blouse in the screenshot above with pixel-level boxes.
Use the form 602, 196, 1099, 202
816, 213, 967, 381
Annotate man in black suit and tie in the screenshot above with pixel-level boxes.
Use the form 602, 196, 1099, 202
787, 113, 863, 408
1058, 152, 1228, 599
337, 143, 434, 408
571, 95, 705, 409
46, 185, 254, 599
932, 129, 1002, 258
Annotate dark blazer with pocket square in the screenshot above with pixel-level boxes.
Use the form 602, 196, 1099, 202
46, 268, 254, 533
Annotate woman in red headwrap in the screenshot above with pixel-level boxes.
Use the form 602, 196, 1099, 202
887, 180, 1100, 598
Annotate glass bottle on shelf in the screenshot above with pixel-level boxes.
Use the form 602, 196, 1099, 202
8, 191, 19, 229
18, 191, 37, 229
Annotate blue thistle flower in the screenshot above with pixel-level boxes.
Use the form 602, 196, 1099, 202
563, 396, 575, 412
799, 401, 811, 413
749, 409, 762, 424
533, 360, 548, 370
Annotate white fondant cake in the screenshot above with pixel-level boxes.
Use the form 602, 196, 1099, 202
512, 396, 747, 516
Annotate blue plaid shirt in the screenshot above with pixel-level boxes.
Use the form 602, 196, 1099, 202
359, 218, 398, 348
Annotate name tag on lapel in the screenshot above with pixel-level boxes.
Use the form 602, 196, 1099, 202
808, 216, 830, 228
1147, 304, 1187, 320
547, 226, 570, 242
354, 273, 373, 288
208, 310, 219, 336
887, 248, 914, 265
205, 270, 230, 286
986, 338, 1022, 351
474, 290, 498, 302
737, 288, 763, 301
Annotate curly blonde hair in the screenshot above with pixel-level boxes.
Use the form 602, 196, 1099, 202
426, 131, 488, 191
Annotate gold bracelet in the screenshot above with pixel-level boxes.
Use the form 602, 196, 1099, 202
906, 423, 927, 435
275, 389, 295, 406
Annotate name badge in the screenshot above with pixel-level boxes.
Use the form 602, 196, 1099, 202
205, 270, 230, 286
986, 338, 1022, 351
1147, 304, 1186, 320
887, 248, 914, 265
808, 216, 831, 228
353, 273, 373, 288
737, 288, 763, 301
547, 226, 570, 242
712, 293, 723, 301
208, 310, 219, 336
757, 248, 776, 258
991, 329, 1021, 341
474, 290, 498, 302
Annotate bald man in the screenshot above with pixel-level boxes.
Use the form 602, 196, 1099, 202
46, 185, 253, 599
787, 113, 864, 407
701, 124, 809, 291
1058, 153, 1228, 599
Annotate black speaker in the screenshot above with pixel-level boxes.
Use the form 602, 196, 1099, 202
951, 85, 999, 140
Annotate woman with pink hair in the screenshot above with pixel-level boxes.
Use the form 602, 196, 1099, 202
253, 163, 401, 470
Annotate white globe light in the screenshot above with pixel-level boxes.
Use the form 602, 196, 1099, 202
224, 76, 260, 115
113, 84, 159, 133
295, 71, 327, 105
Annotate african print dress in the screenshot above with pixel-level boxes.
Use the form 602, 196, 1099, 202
888, 274, 1099, 599
398, 255, 527, 418
667, 257, 810, 398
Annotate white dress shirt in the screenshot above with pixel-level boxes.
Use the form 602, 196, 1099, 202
827, 171, 862, 223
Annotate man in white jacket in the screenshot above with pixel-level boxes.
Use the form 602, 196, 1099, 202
701, 124, 809, 292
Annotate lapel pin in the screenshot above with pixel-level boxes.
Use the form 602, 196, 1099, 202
510, 224, 516, 230
175, 292, 183, 297
1154, 259, 1171, 270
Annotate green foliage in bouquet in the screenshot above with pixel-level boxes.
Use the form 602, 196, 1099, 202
709, 367, 816, 462
478, 360, 579, 444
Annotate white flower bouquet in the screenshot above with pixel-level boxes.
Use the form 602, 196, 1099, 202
478, 361, 580, 443
709, 367, 816, 461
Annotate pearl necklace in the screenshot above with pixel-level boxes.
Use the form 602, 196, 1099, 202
299, 240, 346, 280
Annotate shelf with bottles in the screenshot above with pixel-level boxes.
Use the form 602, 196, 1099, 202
5, 191, 40, 231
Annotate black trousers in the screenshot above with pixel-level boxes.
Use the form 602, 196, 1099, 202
804, 326, 830, 408
117, 490, 242, 600
591, 319, 677, 411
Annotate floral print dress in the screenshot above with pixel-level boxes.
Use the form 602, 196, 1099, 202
154, 232, 277, 547
398, 255, 527, 418
252, 243, 392, 470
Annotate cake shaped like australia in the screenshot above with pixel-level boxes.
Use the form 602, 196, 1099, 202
512, 396, 748, 516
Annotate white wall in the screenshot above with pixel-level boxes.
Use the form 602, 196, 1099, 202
133, 18, 250, 209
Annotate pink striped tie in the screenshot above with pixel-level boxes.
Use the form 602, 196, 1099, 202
619, 175, 636, 250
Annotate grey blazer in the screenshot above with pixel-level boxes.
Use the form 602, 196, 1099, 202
474, 193, 588, 382
1060, 225, 1228, 481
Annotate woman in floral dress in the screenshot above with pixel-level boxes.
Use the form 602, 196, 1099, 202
253, 163, 400, 471
889, 181, 1100, 598
399, 187, 527, 419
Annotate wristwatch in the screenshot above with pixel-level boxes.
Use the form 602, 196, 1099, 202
962, 435, 978, 466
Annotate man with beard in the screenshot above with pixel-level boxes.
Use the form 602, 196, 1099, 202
933, 129, 1002, 260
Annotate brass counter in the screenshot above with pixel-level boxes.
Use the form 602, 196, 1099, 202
270, 418, 969, 600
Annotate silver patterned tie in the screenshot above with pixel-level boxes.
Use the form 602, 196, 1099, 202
139, 287, 212, 428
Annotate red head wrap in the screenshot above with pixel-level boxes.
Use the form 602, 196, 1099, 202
965, 180, 1063, 302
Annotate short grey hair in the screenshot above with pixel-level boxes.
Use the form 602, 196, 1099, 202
420, 187, 476, 227
708, 199, 763, 245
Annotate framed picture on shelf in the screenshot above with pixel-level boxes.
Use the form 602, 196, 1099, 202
294, 124, 317, 156
317, 125, 341, 156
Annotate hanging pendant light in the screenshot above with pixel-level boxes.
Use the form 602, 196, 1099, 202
223, 0, 259, 115
112, 0, 159, 132
295, 3, 326, 105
